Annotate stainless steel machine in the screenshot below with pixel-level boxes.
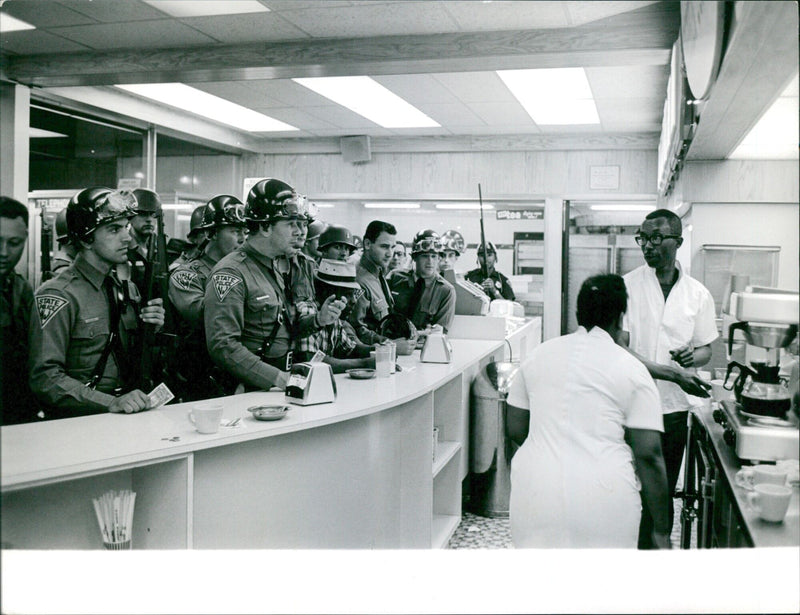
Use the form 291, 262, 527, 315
714, 287, 799, 463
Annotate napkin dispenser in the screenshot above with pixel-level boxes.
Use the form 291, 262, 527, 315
420, 325, 453, 363
285, 361, 337, 406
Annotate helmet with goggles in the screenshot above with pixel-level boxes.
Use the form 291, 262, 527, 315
411, 229, 443, 256
202, 195, 247, 230
441, 230, 465, 255
244, 178, 314, 224
66, 187, 137, 243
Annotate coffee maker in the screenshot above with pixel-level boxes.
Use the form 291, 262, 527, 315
715, 287, 799, 462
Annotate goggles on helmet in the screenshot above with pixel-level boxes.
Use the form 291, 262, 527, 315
98, 190, 138, 225
272, 193, 317, 221
223, 201, 247, 225
413, 238, 443, 254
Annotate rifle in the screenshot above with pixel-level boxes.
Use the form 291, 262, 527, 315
133, 207, 175, 392
478, 183, 489, 279
40, 209, 54, 283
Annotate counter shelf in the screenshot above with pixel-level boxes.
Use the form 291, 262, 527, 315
1, 339, 503, 550
684, 403, 799, 549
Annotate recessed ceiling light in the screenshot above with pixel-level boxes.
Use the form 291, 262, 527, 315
29, 128, 67, 139
293, 77, 439, 128
363, 202, 420, 209
0, 12, 35, 32
589, 204, 656, 212
729, 74, 799, 160
144, 1, 269, 18
435, 202, 495, 210
497, 68, 600, 125
115, 83, 297, 132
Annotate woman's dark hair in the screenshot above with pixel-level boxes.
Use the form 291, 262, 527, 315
576, 274, 627, 331
364, 220, 397, 243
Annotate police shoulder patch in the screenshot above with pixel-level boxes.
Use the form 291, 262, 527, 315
212, 272, 242, 301
172, 269, 198, 292
36, 294, 69, 328
352, 287, 365, 303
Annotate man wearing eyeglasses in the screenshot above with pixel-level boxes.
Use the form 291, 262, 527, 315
621, 208, 716, 549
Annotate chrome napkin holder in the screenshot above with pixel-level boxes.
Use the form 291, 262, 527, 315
285, 361, 337, 405
420, 326, 453, 363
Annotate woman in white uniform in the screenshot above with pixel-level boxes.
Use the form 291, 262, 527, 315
506, 274, 671, 549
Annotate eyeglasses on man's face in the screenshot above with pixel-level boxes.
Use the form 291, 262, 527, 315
634, 232, 681, 247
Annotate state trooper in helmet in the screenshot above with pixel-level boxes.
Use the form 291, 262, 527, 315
204, 178, 345, 392
125, 188, 162, 292
29, 187, 165, 418
51, 208, 77, 275
388, 229, 456, 333
168, 195, 247, 401
438, 230, 465, 275
465, 241, 516, 301
318, 224, 357, 262
168, 204, 208, 272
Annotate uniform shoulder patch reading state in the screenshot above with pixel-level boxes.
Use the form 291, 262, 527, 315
171, 269, 198, 291
36, 294, 69, 327
212, 272, 242, 302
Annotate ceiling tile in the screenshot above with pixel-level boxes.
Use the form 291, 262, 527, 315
275, 2, 458, 38
60, 0, 167, 23
564, 1, 657, 27
468, 102, 534, 126
2, 0, 94, 28
373, 74, 461, 105
586, 65, 668, 100
301, 105, 380, 130
0, 30, 91, 54
189, 82, 285, 109
247, 79, 335, 107
442, 1, 570, 30
259, 1, 353, 10
179, 13, 309, 43
416, 103, 485, 127
596, 97, 664, 125
433, 72, 517, 103
250, 106, 337, 130
49, 20, 217, 50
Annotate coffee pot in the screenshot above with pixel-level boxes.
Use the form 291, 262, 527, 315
725, 361, 792, 419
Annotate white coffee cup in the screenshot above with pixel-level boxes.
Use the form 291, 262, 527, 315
746, 483, 792, 522
710, 379, 734, 402
736, 464, 788, 489
188, 402, 223, 434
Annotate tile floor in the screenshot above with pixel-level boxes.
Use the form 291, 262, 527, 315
447, 499, 693, 549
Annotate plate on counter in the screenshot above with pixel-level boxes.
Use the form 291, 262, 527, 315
347, 368, 375, 380
248, 405, 290, 421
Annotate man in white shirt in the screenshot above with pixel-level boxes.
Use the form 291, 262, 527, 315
622, 208, 716, 549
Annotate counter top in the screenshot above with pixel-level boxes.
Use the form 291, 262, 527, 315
2, 338, 502, 492
694, 402, 799, 547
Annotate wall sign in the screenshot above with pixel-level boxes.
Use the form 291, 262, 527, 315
496, 207, 544, 221
590, 165, 620, 190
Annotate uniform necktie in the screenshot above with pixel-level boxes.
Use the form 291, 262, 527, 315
104, 274, 131, 380
378, 270, 395, 310
407, 277, 426, 319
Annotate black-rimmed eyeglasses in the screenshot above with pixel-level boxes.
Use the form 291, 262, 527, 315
635, 232, 681, 247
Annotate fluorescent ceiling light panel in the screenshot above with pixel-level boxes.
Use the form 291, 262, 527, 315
293, 77, 439, 128
312, 202, 336, 208
590, 204, 656, 212
0, 12, 35, 32
29, 128, 68, 138
363, 202, 420, 209
144, 1, 269, 18
497, 68, 600, 125
435, 202, 495, 210
729, 74, 799, 160
115, 83, 297, 132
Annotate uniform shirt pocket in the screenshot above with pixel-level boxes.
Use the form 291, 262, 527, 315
246, 291, 282, 321
68, 314, 110, 370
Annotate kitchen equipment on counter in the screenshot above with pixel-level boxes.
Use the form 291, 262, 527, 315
724, 361, 792, 419
285, 361, 337, 406
420, 325, 453, 363
443, 269, 490, 316
712, 400, 799, 463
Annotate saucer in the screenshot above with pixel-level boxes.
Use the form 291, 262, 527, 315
347, 368, 376, 380
248, 405, 290, 421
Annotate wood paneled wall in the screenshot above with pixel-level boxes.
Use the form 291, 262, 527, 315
242, 149, 658, 197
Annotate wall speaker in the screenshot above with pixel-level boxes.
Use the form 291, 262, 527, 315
340, 135, 371, 163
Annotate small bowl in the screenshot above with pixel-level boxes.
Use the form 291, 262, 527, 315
347, 368, 376, 380
248, 405, 290, 421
